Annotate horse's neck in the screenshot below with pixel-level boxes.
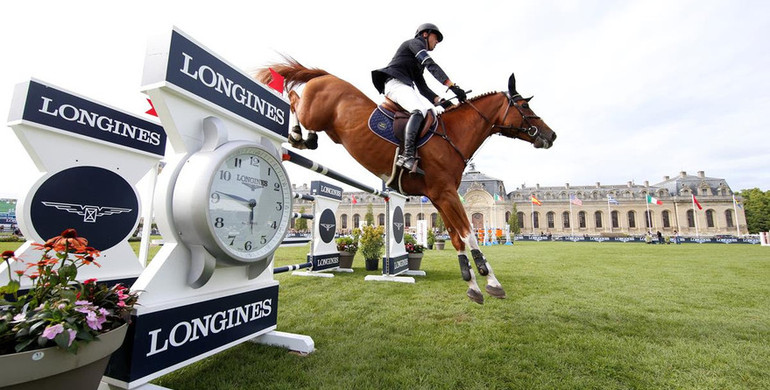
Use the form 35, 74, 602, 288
444, 98, 503, 157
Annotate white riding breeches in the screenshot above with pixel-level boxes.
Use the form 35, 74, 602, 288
384, 78, 439, 117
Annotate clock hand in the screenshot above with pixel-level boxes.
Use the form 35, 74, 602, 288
215, 191, 251, 205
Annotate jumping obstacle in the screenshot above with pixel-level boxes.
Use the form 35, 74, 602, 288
282, 150, 421, 283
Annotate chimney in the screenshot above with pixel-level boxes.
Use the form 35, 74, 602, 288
663, 176, 670, 181
680, 171, 687, 178
536, 183, 540, 189
644, 180, 649, 187
698, 171, 705, 178
627, 181, 633, 188
596, 182, 601, 188
565, 182, 570, 189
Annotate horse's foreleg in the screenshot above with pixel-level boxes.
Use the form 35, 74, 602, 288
434, 197, 485, 304
465, 237, 506, 299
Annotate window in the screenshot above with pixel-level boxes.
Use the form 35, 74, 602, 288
662, 211, 670, 228
578, 211, 586, 228
405, 213, 412, 228
726, 209, 734, 228
706, 210, 715, 228
645, 210, 653, 228
611, 211, 619, 228
562, 211, 570, 228
628, 211, 636, 228
431, 213, 438, 228
547, 212, 555, 228
687, 210, 695, 228
378, 213, 385, 226
341, 214, 348, 230
417, 213, 424, 221
594, 211, 602, 228
353, 214, 360, 228
533, 212, 540, 229
517, 212, 525, 228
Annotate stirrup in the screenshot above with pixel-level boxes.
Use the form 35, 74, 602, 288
396, 156, 424, 175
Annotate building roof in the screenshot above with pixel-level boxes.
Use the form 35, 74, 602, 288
459, 163, 507, 197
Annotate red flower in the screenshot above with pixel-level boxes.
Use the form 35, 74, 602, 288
45, 229, 88, 252
2, 250, 15, 260
83, 278, 98, 285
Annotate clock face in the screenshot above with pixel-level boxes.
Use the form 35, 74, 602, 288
206, 146, 291, 261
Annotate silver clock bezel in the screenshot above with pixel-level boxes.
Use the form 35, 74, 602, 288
173, 141, 292, 266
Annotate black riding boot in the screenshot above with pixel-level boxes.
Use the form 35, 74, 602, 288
396, 110, 424, 174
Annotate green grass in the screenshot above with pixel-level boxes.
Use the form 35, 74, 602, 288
3, 241, 769, 389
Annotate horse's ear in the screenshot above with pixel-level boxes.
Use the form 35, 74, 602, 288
508, 73, 517, 95
525, 96, 534, 102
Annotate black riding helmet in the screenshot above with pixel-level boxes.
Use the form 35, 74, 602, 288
415, 23, 443, 42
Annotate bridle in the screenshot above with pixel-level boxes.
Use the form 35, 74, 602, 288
432, 92, 545, 165
467, 92, 542, 139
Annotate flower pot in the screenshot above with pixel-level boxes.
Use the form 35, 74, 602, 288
407, 253, 423, 270
435, 241, 445, 250
365, 258, 379, 271
338, 251, 355, 269
0, 323, 128, 390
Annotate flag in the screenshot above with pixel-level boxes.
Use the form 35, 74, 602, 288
530, 195, 542, 206
494, 193, 501, 201
607, 195, 619, 205
145, 98, 158, 117
267, 68, 285, 94
459, 193, 465, 203
733, 195, 743, 209
351, 195, 357, 204
420, 196, 429, 203
646, 194, 662, 205
692, 194, 702, 210
569, 194, 583, 206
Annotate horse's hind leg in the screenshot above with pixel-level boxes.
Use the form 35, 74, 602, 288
467, 239, 506, 299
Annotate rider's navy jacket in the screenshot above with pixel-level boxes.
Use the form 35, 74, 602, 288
372, 36, 450, 103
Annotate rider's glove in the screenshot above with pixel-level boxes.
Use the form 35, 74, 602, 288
439, 98, 454, 109
448, 84, 467, 102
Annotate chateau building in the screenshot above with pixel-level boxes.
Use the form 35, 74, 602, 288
290, 166, 747, 237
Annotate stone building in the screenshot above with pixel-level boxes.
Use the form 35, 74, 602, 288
290, 166, 747, 237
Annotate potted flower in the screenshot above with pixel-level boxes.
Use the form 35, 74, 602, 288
404, 234, 425, 271
427, 230, 435, 250
359, 225, 384, 271
0, 228, 138, 390
335, 229, 360, 269
434, 233, 446, 250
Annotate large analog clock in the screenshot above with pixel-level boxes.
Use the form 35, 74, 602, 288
173, 139, 292, 277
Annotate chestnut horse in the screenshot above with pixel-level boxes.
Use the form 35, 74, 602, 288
257, 60, 556, 304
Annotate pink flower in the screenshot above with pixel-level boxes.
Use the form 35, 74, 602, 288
12, 313, 25, 323
66, 329, 77, 346
42, 323, 64, 339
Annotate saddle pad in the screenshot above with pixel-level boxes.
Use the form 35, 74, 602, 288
367, 106, 435, 148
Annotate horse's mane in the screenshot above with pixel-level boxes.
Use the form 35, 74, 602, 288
255, 55, 330, 91
441, 91, 501, 115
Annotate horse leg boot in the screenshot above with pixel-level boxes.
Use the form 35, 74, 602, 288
459, 254, 484, 304
395, 110, 425, 175
471, 249, 506, 299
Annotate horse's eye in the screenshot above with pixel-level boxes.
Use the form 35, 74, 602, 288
522, 103, 529, 109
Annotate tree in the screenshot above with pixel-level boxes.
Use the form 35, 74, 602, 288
365, 204, 375, 226
738, 188, 770, 233
295, 206, 308, 232
508, 203, 520, 234
435, 213, 445, 233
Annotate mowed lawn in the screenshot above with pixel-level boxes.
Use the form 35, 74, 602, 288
152, 241, 769, 390
3, 240, 768, 389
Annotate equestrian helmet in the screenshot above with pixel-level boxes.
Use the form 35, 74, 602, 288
415, 23, 443, 42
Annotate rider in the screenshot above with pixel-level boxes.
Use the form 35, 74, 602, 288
372, 23, 468, 174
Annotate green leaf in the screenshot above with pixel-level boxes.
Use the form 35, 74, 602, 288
54, 330, 70, 349
0, 280, 20, 295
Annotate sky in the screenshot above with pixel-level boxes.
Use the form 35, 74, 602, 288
2, 0, 769, 199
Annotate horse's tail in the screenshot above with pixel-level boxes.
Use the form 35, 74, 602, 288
256, 55, 330, 91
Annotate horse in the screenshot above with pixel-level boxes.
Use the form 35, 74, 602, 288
256, 59, 556, 304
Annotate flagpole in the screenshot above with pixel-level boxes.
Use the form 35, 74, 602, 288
692, 194, 699, 238
530, 197, 535, 235
645, 198, 651, 232
569, 194, 574, 237
607, 195, 612, 233
733, 194, 740, 237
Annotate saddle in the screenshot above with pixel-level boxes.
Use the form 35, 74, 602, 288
367, 98, 439, 194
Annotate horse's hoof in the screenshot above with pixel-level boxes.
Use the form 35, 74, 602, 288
467, 288, 484, 305
486, 284, 507, 299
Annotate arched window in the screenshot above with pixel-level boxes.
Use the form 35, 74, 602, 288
706, 210, 715, 228
517, 212, 525, 228
687, 210, 695, 228
562, 211, 570, 228
628, 211, 636, 228
341, 214, 348, 230
353, 214, 360, 228
431, 213, 438, 228
578, 211, 586, 228
662, 211, 670, 228
725, 209, 735, 228
533, 212, 540, 229
594, 211, 602, 228
645, 210, 653, 228
505, 211, 511, 224
405, 213, 412, 228
378, 213, 385, 226
611, 211, 619, 228
546, 212, 555, 229
417, 213, 424, 221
